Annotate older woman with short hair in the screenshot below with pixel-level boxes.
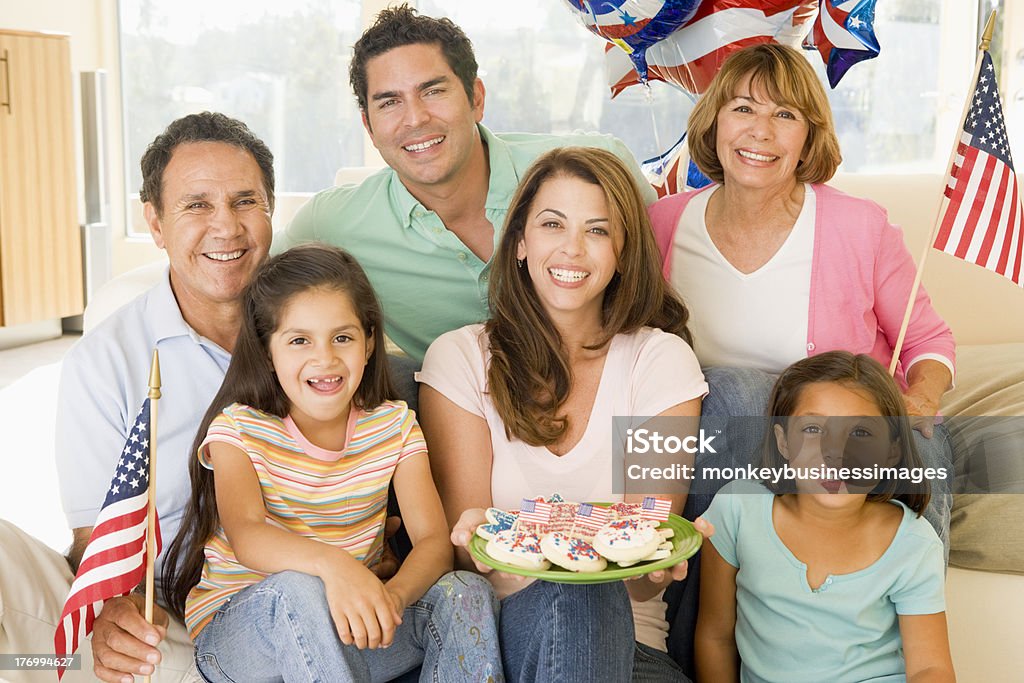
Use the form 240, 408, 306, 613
649, 43, 954, 542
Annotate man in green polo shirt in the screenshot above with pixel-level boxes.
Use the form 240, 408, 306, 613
273, 4, 654, 366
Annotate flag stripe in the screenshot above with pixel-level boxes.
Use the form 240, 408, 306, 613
974, 163, 1007, 265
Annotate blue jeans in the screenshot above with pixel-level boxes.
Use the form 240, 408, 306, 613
499, 579, 634, 683
632, 642, 691, 683
193, 570, 503, 683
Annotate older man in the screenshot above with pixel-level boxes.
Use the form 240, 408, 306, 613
274, 4, 655, 366
0, 112, 273, 683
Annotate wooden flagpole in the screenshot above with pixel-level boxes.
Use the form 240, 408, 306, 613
888, 10, 998, 375
143, 349, 161, 683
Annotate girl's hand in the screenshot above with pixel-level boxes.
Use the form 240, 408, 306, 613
323, 556, 403, 650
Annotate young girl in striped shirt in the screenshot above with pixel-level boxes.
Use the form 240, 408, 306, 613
164, 244, 502, 682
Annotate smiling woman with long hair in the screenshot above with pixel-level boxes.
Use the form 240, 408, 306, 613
418, 146, 709, 682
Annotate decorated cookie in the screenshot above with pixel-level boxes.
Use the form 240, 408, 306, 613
540, 532, 608, 573
486, 530, 551, 570
476, 507, 519, 541
592, 519, 662, 564
616, 540, 674, 567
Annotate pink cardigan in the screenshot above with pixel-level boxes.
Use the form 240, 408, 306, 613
648, 184, 956, 388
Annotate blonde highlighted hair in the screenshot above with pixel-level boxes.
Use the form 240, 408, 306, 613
687, 43, 842, 185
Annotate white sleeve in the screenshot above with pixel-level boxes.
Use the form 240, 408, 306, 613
630, 330, 708, 417
416, 326, 488, 418
55, 338, 135, 530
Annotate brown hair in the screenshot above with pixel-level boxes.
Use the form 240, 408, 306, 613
486, 146, 691, 445
140, 111, 275, 215
163, 244, 395, 619
349, 4, 477, 114
687, 43, 842, 185
760, 351, 930, 514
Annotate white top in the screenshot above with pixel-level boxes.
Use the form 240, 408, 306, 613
671, 185, 815, 374
418, 324, 708, 651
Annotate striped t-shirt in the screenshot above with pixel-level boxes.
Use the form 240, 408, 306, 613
184, 401, 426, 639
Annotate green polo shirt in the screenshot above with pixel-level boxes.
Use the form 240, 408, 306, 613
273, 125, 655, 362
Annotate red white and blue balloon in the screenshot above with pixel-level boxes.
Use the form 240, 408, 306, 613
562, 0, 703, 82
802, 0, 880, 88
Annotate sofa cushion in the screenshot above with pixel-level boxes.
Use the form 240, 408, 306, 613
941, 343, 1024, 416
941, 343, 1024, 575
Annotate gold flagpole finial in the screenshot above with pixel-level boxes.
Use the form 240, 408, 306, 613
148, 349, 161, 400
980, 10, 997, 52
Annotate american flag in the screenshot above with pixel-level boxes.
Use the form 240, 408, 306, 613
55, 399, 161, 677
518, 498, 553, 525
934, 51, 1023, 287
574, 503, 611, 531
640, 496, 672, 521
606, 0, 818, 96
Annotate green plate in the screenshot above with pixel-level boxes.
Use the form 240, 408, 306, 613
468, 510, 702, 584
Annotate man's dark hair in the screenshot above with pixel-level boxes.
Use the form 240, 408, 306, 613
349, 4, 478, 113
139, 111, 275, 215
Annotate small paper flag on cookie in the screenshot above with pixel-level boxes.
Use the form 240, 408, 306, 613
574, 503, 611, 531
640, 496, 671, 521
519, 498, 553, 525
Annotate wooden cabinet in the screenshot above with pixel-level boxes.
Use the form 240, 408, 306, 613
0, 29, 83, 326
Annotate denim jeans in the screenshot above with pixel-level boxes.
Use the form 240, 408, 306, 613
665, 366, 954, 677
631, 642, 691, 683
193, 570, 503, 683
499, 579, 634, 683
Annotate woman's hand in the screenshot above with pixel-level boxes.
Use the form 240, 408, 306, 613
627, 516, 715, 599
323, 554, 403, 650
903, 360, 953, 439
903, 391, 939, 438
450, 508, 531, 585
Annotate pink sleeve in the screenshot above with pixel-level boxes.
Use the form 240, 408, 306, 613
872, 218, 957, 375
416, 326, 488, 418
647, 194, 690, 280
629, 330, 709, 417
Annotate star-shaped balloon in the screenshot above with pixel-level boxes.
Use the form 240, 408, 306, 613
803, 0, 881, 88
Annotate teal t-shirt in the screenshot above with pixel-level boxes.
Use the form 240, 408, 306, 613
703, 479, 945, 683
273, 124, 655, 362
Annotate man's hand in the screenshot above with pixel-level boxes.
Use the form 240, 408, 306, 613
91, 594, 168, 683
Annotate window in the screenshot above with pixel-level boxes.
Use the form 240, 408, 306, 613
120, 0, 363, 198
119, 0, 1009, 236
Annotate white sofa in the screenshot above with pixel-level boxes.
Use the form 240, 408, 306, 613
8, 170, 1022, 681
